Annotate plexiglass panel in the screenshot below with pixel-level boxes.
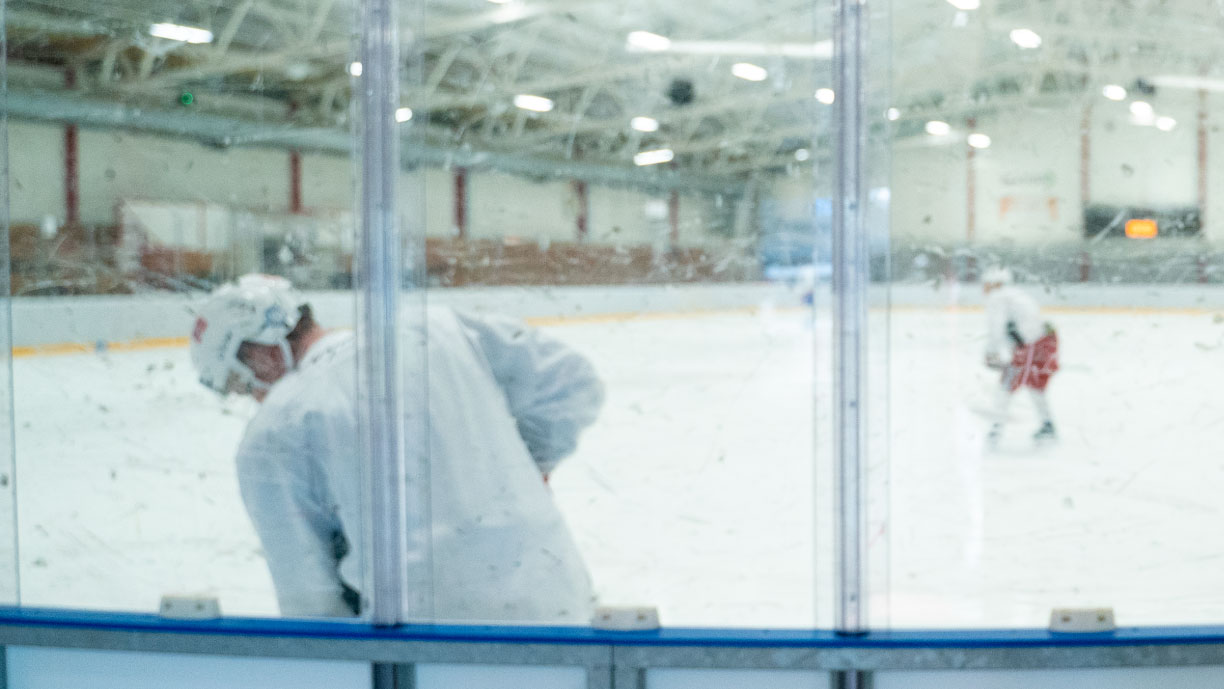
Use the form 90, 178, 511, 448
4, 0, 366, 616
405, 0, 831, 626
883, 0, 1224, 627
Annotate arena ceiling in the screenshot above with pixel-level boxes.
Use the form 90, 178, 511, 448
5, 0, 1224, 185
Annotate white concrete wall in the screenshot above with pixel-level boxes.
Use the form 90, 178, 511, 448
1089, 91, 1198, 208
299, 153, 353, 212
7, 121, 64, 225
77, 128, 290, 224
972, 109, 1082, 244
588, 186, 656, 245
468, 172, 574, 242
889, 92, 1215, 246
892, 139, 968, 244
420, 168, 454, 238
6, 121, 744, 252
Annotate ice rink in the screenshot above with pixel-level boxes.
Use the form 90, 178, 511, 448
10, 294, 1224, 630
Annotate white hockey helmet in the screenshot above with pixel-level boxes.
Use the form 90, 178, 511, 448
981, 266, 1014, 286
189, 274, 305, 395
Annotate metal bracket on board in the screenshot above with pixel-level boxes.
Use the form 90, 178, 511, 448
591, 606, 660, 631
1049, 607, 1116, 633
158, 595, 222, 620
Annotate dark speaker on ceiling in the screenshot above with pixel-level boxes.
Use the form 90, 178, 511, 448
667, 78, 695, 106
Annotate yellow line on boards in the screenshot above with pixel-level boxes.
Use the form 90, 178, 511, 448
9, 304, 1223, 357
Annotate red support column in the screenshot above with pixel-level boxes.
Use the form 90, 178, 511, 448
453, 167, 468, 239
668, 190, 680, 249
573, 180, 589, 241
288, 103, 303, 215
64, 70, 79, 225
289, 151, 303, 214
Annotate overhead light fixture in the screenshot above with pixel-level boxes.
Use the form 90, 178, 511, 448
925, 120, 951, 136
285, 63, 312, 80
634, 148, 675, 166
348, 61, 363, 76
513, 94, 554, 112
946, 0, 980, 8
732, 62, 768, 82
1009, 28, 1042, 49
1102, 84, 1127, 101
886, 107, 901, 121
1156, 116, 1177, 131
396, 107, 413, 122
626, 31, 672, 52
631, 116, 659, 132
150, 22, 214, 44
967, 132, 992, 149
815, 88, 836, 104
794, 148, 811, 162
1149, 74, 1224, 93
1129, 100, 1153, 117
625, 36, 830, 58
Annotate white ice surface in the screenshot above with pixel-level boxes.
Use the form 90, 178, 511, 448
9, 303, 1224, 630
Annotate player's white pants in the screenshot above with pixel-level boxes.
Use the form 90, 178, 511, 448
993, 384, 1053, 425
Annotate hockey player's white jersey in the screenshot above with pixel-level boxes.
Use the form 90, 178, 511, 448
235, 307, 603, 621
984, 285, 1047, 356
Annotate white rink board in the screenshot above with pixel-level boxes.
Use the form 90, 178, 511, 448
14, 282, 1224, 348
6, 647, 371, 688
415, 664, 586, 689
875, 667, 1224, 689
647, 668, 831, 689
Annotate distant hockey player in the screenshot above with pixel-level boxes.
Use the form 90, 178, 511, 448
981, 267, 1059, 444
189, 274, 604, 621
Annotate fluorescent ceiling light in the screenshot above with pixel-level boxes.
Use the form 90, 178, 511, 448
887, 107, 901, 121
967, 133, 992, 149
946, 0, 980, 8
634, 148, 675, 166
1009, 28, 1042, 49
1130, 101, 1154, 125
794, 148, 811, 162
150, 22, 214, 44
514, 94, 554, 112
1149, 74, 1224, 93
815, 88, 836, 104
925, 120, 951, 136
732, 62, 768, 82
626, 37, 832, 59
626, 31, 672, 52
631, 116, 659, 132
348, 61, 363, 76
1156, 116, 1177, 131
395, 107, 413, 122
1102, 84, 1127, 101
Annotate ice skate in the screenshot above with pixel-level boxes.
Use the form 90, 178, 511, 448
986, 422, 1002, 447
1033, 421, 1056, 442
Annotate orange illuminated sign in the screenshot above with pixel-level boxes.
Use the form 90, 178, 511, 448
1125, 218, 1158, 239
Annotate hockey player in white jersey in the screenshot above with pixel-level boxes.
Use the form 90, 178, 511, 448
190, 274, 604, 621
982, 267, 1059, 445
